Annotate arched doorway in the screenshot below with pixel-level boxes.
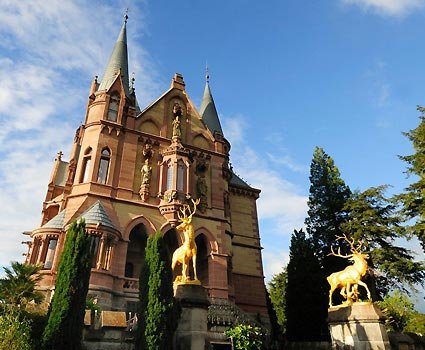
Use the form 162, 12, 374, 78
125, 224, 148, 279
163, 228, 181, 280
195, 234, 209, 286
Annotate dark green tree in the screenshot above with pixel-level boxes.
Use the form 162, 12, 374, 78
342, 186, 425, 300
285, 229, 327, 341
0, 262, 43, 310
136, 232, 178, 350
305, 147, 351, 273
268, 269, 287, 334
398, 106, 425, 252
42, 220, 93, 350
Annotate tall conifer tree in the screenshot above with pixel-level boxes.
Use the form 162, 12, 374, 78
285, 229, 327, 341
399, 106, 425, 252
305, 147, 351, 266
136, 232, 178, 350
42, 220, 92, 350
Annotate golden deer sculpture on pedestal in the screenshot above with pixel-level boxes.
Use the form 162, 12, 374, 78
327, 235, 372, 307
171, 198, 201, 285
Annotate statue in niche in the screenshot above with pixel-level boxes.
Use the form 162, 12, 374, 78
172, 103, 183, 139
140, 159, 152, 186
172, 116, 181, 139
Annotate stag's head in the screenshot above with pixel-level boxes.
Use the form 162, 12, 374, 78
176, 198, 200, 231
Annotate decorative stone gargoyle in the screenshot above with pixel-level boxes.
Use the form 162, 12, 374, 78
171, 198, 201, 285
327, 234, 372, 307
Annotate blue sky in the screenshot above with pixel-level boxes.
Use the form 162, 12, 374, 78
0, 0, 424, 309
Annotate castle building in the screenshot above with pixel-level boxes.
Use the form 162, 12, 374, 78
24, 16, 269, 326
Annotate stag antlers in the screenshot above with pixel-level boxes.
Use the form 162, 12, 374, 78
328, 234, 365, 258
177, 198, 200, 223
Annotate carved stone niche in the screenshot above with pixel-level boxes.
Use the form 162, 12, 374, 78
139, 141, 154, 202
195, 157, 209, 213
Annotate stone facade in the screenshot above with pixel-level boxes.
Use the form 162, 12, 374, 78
24, 18, 269, 326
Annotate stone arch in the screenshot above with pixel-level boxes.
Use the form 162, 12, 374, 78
195, 233, 209, 286
163, 227, 181, 280
123, 216, 156, 242
195, 227, 218, 255
124, 223, 148, 279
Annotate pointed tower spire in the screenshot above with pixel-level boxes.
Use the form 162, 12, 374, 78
199, 67, 224, 136
98, 12, 130, 95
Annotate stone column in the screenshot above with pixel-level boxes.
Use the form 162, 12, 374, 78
328, 302, 391, 350
174, 284, 210, 350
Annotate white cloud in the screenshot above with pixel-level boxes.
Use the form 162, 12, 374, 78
341, 0, 425, 16
0, 1, 160, 272
222, 115, 308, 280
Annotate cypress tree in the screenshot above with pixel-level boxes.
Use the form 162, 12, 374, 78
398, 106, 425, 252
42, 220, 92, 350
136, 232, 178, 350
285, 229, 327, 341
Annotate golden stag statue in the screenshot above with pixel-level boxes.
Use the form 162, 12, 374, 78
327, 235, 372, 307
171, 198, 200, 285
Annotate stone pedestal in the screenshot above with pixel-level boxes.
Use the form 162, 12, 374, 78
174, 283, 210, 350
328, 302, 391, 350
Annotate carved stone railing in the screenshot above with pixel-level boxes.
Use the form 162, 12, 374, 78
122, 277, 139, 292
208, 298, 261, 328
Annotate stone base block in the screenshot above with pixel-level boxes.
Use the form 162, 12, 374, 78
174, 284, 210, 350
328, 302, 391, 350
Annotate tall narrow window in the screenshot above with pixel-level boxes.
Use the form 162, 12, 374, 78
44, 238, 58, 269
107, 95, 119, 122
166, 162, 173, 190
80, 148, 92, 183
97, 148, 110, 184
90, 235, 100, 268
177, 160, 185, 191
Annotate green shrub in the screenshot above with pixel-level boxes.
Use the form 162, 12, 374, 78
0, 312, 32, 350
225, 324, 264, 350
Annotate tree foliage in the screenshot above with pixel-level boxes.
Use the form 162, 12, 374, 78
342, 186, 425, 299
0, 312, 33, 350
285, 229, 327, 341
225, 324, 264, 350
305, 147, 351, 263
0, 262, 43, 310
398, 106, 425, 252
136, 232, 178, 350
42, 220, 92, 350
377, 290, 424, 333
268, 269, 287, 334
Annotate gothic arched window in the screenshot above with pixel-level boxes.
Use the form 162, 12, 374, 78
166, 162, 173, 190
80, 148, 92, 183
97, 148, 111, 184
107, 95, 120, 122
177, 160, 185, 192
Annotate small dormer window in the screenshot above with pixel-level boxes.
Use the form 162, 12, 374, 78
97, 148, 111, 184
80, 148, 92, 183
107, 95, 120, 122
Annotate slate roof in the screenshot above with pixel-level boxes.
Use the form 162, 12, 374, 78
98, 18, 130, 96
42, 210, 66, 229
229, 172, 252, 189
77, 201, 116, 230
199, 81, 224, 136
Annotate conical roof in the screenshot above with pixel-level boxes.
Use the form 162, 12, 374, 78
42, 210, 66, 229
199, 79, 223, 136
98, 17, 130, 96
77, 201, 116, 230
